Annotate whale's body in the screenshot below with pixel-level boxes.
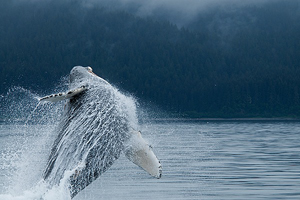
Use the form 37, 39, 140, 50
41, 66, 161, 198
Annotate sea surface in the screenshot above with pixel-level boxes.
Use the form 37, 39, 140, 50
0, 120, 299, 200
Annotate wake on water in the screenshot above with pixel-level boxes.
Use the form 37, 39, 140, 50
0, 74, 141, 200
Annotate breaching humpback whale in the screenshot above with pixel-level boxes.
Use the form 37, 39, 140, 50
40, 66, 162, 198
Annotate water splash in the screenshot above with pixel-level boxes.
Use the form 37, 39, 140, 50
0, 86, 66, 125
0, 74, 140, 199
0, 85, 70, 199
0, 180, 71, 200
24, 102, 41, 126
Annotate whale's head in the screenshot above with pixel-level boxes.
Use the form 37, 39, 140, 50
70, 66, 98, 83
69, 66, 110, 90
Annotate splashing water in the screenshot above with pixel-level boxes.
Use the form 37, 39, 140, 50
0, 74, 139, 200
0, 86, 69, 199
24, 102, 41, 126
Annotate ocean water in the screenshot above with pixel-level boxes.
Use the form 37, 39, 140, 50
0, 86, 300, 199
1, 120, 300, 200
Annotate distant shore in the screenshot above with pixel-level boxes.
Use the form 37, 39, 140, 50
2, 117, 300, 125
150, 118, 300, 122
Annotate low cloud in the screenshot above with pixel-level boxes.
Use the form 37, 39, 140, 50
12, 0, 287, 26
79, 0, 275, 25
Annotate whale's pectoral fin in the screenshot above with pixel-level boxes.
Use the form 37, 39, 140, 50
39, 85, 87, 102
125, 131, 162, 179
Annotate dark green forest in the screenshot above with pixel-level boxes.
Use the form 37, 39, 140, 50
1, 0, 300, 118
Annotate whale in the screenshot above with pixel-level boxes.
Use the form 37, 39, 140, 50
40, 66, 162, 198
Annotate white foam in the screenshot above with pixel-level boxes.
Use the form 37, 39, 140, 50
0, 179, 71, 200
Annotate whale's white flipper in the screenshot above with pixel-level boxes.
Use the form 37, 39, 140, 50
39, 86, 87, 102
125, 131, 162, 179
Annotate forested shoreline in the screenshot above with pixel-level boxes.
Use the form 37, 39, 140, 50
1, 0, 300, 118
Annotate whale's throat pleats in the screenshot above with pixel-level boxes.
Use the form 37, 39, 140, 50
43, 86, 130, 198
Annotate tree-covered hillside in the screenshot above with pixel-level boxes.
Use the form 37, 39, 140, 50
1, 0, 300, 117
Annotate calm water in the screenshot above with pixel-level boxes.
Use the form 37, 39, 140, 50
0, 121, 300, 199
